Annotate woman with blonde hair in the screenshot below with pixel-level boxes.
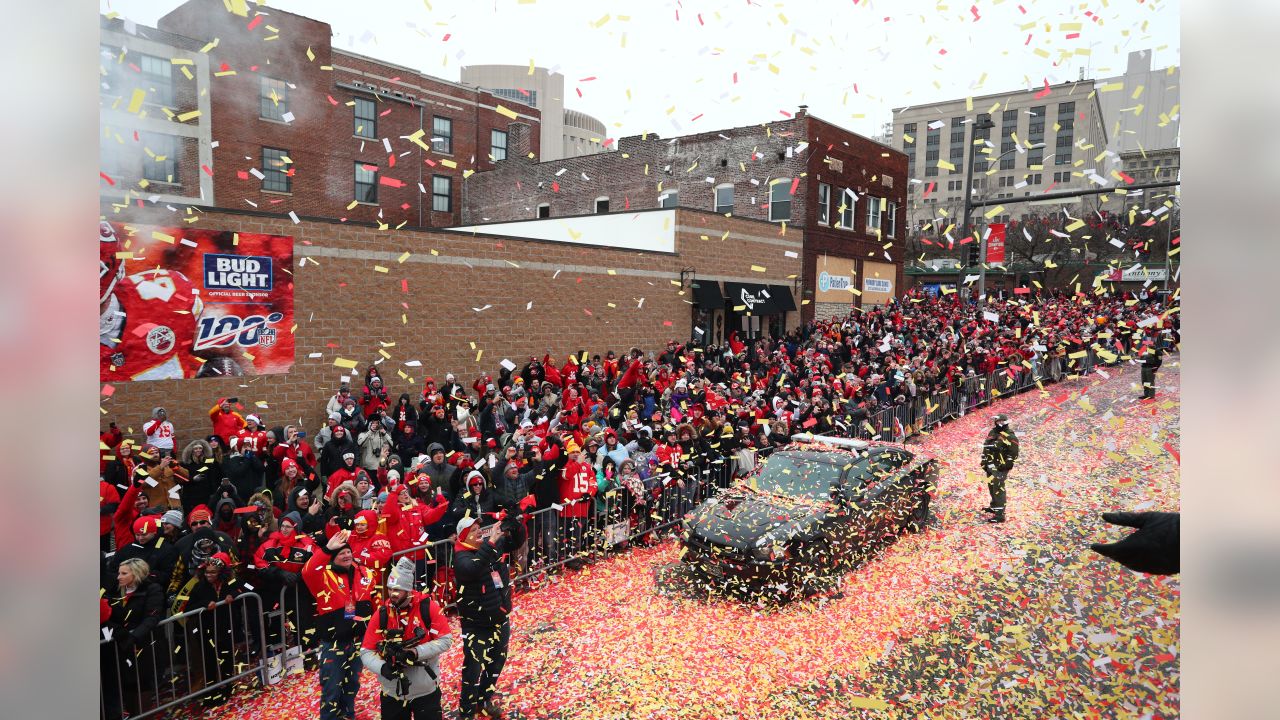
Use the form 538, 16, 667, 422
104, 557, 165, 719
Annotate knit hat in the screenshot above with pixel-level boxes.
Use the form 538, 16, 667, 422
161, 510, 185, 529
455, 516, 479, 548
342, 451, 355, 460
387, 556, 416, 592
132, 516, 160, 536
280, 511, 302, 529
328, 412, 341, 423
206, 552, 232, 568
565, 439, 581, 454
377, 491, 390, 504
188, 505, 213, 525
386, 469, 401, 481
245, 414, 261, 425
466, 470, 485, 488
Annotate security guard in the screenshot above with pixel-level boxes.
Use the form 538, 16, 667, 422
981, 414, 1019, 523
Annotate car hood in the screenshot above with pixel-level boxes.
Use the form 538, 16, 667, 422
686, 488, 824, 551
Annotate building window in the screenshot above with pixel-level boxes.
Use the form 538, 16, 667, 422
354, 162, 378, 203
768, 179, 792, 221
354, 98, 376, 139
885, 202, 897, 238
261, 147, 290, 192
902, 123, 916, 150
1028, 105, 1046, 142
595, 197, 609, 213
1000, 140, 1016, 170
490, 88, 537, 107
715, 184, 734, 214
1002, 109, 1018, 123
1027, 148, 1044, 167
142, 133, 179, 183
839, 189, 856, 230
1028, 173, 1042, 185
260, 77, 288, 121
950, 117, 965, 145
536, 203, 550, 218
659, 190, 679, 209
431, 116, 453, 153
432, 175, 452, 212
926, 127, 940, 146
1057, 101, 1076, 130
816, 183, 830, 225
139, 54, 173, 106
949, 144, 963, 173
490, 130, 508, 161
866, 197, 882, 235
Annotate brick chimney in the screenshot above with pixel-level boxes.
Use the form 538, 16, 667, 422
797, 105, 809, 118
507, 122, 532, 160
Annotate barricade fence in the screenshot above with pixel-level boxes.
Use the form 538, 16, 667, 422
102, 347, 1129, 715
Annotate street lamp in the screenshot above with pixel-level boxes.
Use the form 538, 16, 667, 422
961, 115, 996, 305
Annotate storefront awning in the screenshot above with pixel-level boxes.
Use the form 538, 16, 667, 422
691, 280, 724, 308
723, 282, 797, 314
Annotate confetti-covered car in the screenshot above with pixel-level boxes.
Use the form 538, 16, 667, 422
680, 433, 937, 599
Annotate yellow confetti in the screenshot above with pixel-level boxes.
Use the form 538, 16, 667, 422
397, 252, 411, 263
127, 89, 146, 114
495, 105, 519, 120
333, 357, 358, 369
750, 265, 767, 272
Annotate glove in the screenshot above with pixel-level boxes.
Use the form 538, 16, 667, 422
380, 662, 400, 680
1090, 511, 1179, 575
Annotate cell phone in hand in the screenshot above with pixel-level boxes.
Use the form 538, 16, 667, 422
227, 397, 239, 404
297, 430, 307, 438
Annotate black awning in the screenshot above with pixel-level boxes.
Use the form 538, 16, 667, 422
723, 282, 796, 315
691, 280, 724, 308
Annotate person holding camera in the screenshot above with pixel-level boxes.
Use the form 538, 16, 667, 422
359, 414, 393, 474
980, 413, 1019, 524
360, 557, 453, 720
453, 510, 527, 720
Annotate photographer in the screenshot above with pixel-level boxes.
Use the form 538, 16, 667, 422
358, 413, 393, 474
360, 557, 453, 720
453, 510, 527, 720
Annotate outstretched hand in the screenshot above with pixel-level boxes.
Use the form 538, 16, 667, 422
1090, 511, 1179, 575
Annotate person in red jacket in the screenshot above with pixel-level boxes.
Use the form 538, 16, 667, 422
209, 398, 246, 445
273, 425, 317, 471
234, 414, 270, 458
254, 512, 318, 647
303, 529, 376, 720
380, 482, 450, 594
112, 478, 151, 550
100, 422, 124, 473
558, 439, 597, 570
327, 452, 361, 495
348, 509, 394, 576
100, 480, 121, 552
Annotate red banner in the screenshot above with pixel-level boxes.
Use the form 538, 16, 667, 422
100, 222, 294, 381
986, 223, 1006, 264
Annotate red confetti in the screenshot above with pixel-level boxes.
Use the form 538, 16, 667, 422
247, 15, 262, 31
99, 172, 115, 186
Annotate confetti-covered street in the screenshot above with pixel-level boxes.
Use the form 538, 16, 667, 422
206, 361, 1179, 719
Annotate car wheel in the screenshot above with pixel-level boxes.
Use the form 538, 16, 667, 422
903, 491, 930, 534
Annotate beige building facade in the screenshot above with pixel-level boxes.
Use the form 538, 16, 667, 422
460, 64, 609, 161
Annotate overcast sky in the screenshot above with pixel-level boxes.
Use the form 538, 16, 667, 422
101, 0, 1179, 139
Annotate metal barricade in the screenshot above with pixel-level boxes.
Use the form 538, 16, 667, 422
101, 592, 267, 720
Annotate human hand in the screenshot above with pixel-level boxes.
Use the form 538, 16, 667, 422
308, 498, 323, 516
1089, 511, 1179, 575
380, 662, 400, 680
327, 529, 351, 551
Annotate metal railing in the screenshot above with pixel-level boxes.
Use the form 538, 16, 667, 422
99, 346, 1138, 713
101, 592, 267, 720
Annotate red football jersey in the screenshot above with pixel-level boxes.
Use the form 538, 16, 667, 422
234, 428, 270, 456
100, 269, 203, 381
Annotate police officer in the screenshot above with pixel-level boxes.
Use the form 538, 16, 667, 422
453, 511, 526, 720
981, 414, 1019, 524
360, 557, 453, 720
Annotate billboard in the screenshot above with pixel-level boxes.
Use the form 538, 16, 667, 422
814, 254, 860, 303
100, 222, 294, 381
861, 261, 896, 306
987, 223, 1006, 264
1099, 266, 1169, 282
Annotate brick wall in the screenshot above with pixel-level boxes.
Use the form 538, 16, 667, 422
99, 206, 796, 447
153, 0, 540, 228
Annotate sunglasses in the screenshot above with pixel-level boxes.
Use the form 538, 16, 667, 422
191, 519, 211, 528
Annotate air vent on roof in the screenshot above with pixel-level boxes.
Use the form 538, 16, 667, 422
380, 87, 391, 95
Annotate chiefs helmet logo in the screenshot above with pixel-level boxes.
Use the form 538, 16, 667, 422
146, 325, 176, 355
110, 352, 125, 368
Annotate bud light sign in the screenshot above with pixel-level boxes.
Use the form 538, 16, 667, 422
204, 254, 274, 291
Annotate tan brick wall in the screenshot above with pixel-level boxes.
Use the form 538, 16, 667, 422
99, 207, 798, 447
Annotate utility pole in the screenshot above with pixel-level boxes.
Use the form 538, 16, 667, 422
962, 115, 995, 307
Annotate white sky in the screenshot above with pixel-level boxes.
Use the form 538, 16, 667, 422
101, 0, 1180, 140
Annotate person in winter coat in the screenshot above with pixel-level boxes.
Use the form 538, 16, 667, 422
338, 397, 365, 439
558, 440, 597, 570
289, 485, 329, 536
361, 557, 453, 720
273, 424, 317, 474
380, 482, 449, 569
107, 516, 163, 587
255, 512, 317, 648
1139, 337, 1163, 400
452, 513, 526, 720
143, 407, 176, 456
447, 471, 498, 538
105, 558, 165, 718
100, 479, 121, 552
358, 416, 394, 473
179, 439, 222, 517
136, 448, 186, 510
102, 440, 139, 495
112, 474, 152, 550
322, 482, 363, 538
302, 529, 376, 720
418, 404, 458, 454
319, 425, 359, 480
394, 422, 428, 469
980, 413, 1020, 523
389, 393, 420, 437
327, 384, 354, 417
208, 397, 246, 445
221, 439, 262, 502
346, 509, 394, 575
172, 552, 250, 707
212, 497, 241, 541
163, 510, 237, 598
314, 413, 342, 454
418, 444, 459, 503
276, 456, 318, 511
326, 451, 363, 495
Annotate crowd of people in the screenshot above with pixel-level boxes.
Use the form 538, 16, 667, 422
98, 288, 1177, 719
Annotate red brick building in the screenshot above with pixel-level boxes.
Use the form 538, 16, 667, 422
100, 0, 540, 227
462, 108, 908, 321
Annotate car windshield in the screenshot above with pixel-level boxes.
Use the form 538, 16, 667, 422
751, 452, 864, 502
